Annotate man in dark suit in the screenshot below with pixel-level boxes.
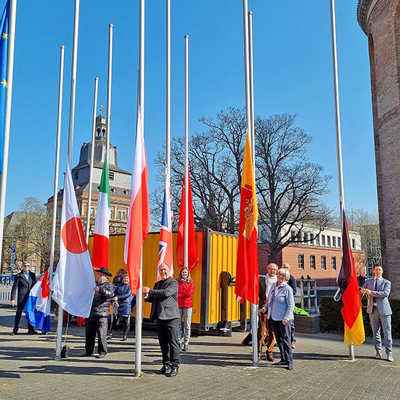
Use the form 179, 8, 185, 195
143, 263, 180, 377
361, 264, 393, 362
10, 262, 37, 334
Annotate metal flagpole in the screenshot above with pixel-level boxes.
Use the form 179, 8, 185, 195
135, 0, 145, 377
184, 34, 189, 270
49, 45, 65, 295
242, 0, 258, 368
85, 77, 99, 244
166, 0, 171, 176
106, 24, 113, 165
0, 0, 17, 271
56, 0, 80, 360
329, 0, 354, 361
248, 11, 255, 164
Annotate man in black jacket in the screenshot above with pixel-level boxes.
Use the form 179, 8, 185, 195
82, 267, 114, 358
143, 263, 180, 377
10, 262, 37, 335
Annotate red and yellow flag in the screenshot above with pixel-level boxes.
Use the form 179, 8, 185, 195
235, 132, 259, 305
336, 211, 365, 345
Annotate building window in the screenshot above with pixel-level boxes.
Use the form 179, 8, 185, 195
352, 238, 356, 249
118, 209, 127, 221
90, 207, 95, 217
298, 254, 304, 269
111, 207, 115, 219
327, 236, 331, 247
291, 231, 296, 240
315, 235, 320, 246
303, 232, 308, 242
332, 236, 336, 247
338, 237, 341, 247
310, 255, 316, 269
331, 256, 336, 270
321, 255, 327, 270
321, 235, 326, 246
310, 233, 314, 245
109, 171, 115, 181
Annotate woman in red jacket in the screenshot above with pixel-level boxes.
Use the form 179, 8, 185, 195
178, 267, 195, 352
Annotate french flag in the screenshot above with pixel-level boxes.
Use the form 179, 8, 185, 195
24, 269, 51, 333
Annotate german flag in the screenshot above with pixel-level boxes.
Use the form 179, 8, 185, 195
335, 210, 365, 345
235, 131, 259, 305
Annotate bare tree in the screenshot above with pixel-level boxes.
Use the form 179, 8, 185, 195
255, 114, 332, 261
2, 198, 51, 273
153, 108, 331, 259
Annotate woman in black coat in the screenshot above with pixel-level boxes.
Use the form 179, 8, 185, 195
114, 274, 132, 341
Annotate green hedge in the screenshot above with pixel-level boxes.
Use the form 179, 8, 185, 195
320, 296, 400, 339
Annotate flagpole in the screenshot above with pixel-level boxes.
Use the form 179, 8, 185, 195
56, 0, 80, 360
0, 0, 17, 272
242, 0, 258, 368
85, 77, 99, 243
67, 0, 80, 166
106, 24, 113, 166
329, 0, 354, 361
166, 0, 171, 176
49, 45, 65, 291
135, 0, 145, 377
248, 11, 255, 165
184, 34, 189, 270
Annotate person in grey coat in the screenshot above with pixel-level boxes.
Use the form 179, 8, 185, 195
143, 263, 180, 377
361, 264, 393, 362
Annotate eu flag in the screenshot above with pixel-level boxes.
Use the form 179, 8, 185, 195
0, 1, 9, 174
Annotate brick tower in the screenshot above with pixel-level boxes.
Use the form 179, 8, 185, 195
358, 0, 400, 298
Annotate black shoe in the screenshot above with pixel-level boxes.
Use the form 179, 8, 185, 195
287, 363, 294, 370
96, 353, 107, 359
28, 330, 38, 335
166, 366, 179, 377
121, 336, 127, 342
106, 335, 112, 340
80, 353, 92, 357
273, 360, 288, 366
11, 330, 18, 335
159, 364, 172, 375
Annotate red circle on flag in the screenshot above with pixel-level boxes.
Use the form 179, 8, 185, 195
61, 217, 88, 254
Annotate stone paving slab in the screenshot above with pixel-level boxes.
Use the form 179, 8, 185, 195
0, 305, 399, 400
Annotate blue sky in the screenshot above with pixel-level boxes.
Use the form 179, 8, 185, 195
4, 1, 376, 217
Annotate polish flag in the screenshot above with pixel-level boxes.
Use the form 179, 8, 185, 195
124, 105, 150, 296
157, 171, 173, 280
92, 158, 111, 269
52, 163, 96, 318
176, 167, 198, 271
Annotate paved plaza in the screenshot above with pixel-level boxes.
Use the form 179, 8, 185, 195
0, 305, 399, 400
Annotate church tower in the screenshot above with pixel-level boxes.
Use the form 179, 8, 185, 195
358, 0, 400, 298
46, 109, 132, 235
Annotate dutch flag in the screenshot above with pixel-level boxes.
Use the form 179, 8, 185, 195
24, 270, 51, 333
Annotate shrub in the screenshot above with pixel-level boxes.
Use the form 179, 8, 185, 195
319, 296, 400, 339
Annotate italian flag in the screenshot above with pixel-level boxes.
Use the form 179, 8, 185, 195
92, 158, 111, 269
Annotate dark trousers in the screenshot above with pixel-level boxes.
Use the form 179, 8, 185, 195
14, 306, 35, 333
85, 316, 108, 355
290, 319, 296, 344
272, 320, 293, 366
120, 316, 130, 338
157, 318, 180, 367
